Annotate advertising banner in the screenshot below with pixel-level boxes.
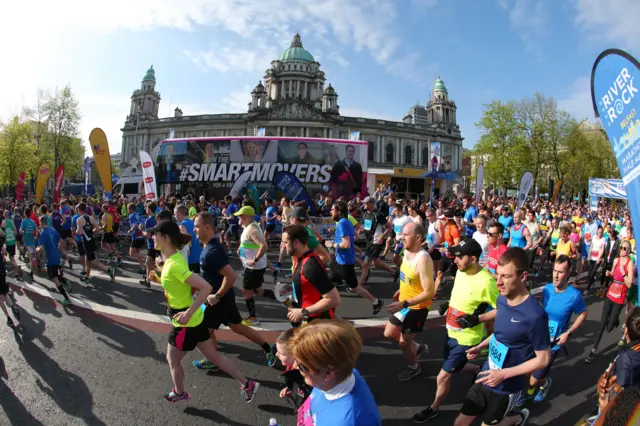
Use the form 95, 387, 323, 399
552, 180, 562, 204
350, 131, 360, 141
476, 164, 484, 205
53, 165, 64, 203
16, 171, 25, 201
588, 178, 627, 199
89, 128, 113, 199
139, 150, 158, 201
273, 171, 317, 216
590, 196, 599, 212
517, 171, 534, 209
155, 138, 368, 200
430, 142, 441, 172
84, 157, 89, 194
35, 162, 51, 204
590, 48, 640, 304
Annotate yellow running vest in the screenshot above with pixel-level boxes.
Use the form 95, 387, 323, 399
399, 250, 431, 310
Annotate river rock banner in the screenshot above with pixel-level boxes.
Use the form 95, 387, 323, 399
273, 171, 317, 216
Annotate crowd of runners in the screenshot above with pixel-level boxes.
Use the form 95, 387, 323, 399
1, 186, 639, 425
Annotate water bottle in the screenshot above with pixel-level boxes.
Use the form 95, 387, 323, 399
269, 419, 279, 426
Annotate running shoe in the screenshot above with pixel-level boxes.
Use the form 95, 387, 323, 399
397, 365, 421, 381
6, 317, 15, 328
60, 298, 72, 306
416, 343, 429, 360
272, 267, 280, 281
517, 408, 530, 426
372, 299, 384, 315
10, 304, 20, 323
266, 345, 277, 367
285, 273, 293, 279
80, 274, 89, 283
164, 389, 191, 402
242, 317, 260, 326
393, 269, 400, 286
63, 279, 72, 293
516, 392, 534, 407
108, 267, 116, 283
411, 407, 439, 423
116, 259, 123, 267
534, 378, 552, 403
241, 380, 260, 403
192, 359, 221, 372
29, 272, 34, 281
584, 350, 597, 364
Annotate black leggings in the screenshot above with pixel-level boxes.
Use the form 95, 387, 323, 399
592, 297, 624, 351
586, 260, 601, 291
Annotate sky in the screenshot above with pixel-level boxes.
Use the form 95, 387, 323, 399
1, 0, 640, 159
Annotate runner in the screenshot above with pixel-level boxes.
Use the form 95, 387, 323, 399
76, 203, 116, 284
144, 220, 260, 403
358, 196, 399, 287
288, 207, 331, 265
507, 210, 532, 251
190, 212, 277, 371
473, 214, 490, 267
71, 207, 87, 276
585, 227, 606, 295
412, 238, 498, 423
0, 232, 21, 327
391, 202, 413, 268
487, 222, 508, 276
38, 216, 72, 306
19, 210, 38, 281
50, 203, 72, 269
100, 203, 121, 266
517, 254, 587, 406
424, 208, 443, 276
434, 210, 461, 298
384, 221, 433, 380
462, 196, 478, 238
174, 204, 202, 274
498, 206, 514, 244
455, 247, 551, 426
128, 202, 146, 275
1, 210, 22, 280
140, 202, 158, 288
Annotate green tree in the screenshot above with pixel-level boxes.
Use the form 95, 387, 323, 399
0, 117, 38, 188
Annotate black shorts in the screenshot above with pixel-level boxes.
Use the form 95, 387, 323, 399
364, 243, 385, 260
429, 248, 442, 261
77, 240, 86, 257
168, 321, 211, 352
189, 263, 200, 274
6, 245, 15, 257
460, 382, 522, 425
265, 224, 276, 233
83, 239, 97, 262
131, 239, 145, 249
59, 229, 72, 240
204, 299, 243, 330
329, 262, 358, 288
15, 234, 22, 244
103, 232, 117, 244
147, 248, 160, 259
243, 268, 265, 291
0, 273, 8, 295
439, 255, 458, 275
46, 265, 63, 280
388, 308, 429, 334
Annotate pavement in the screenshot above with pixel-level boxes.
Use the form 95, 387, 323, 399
0, 246, 626, 425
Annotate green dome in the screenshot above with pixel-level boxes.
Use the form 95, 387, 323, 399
278, 34, 315, 63
434, 77, 447, 93
143, 65, 156, 82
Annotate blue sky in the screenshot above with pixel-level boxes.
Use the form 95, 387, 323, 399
2, 0, 639, 157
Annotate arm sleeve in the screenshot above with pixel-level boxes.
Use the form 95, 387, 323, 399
303, 257, 335, 295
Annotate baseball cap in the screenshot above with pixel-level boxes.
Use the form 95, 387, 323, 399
363, 196, 374, 204
442, 209, 454, 219
234, 205, 255, 217
449, 238, 483, 259
291, 206, 308, 221
145, 220, 192, 246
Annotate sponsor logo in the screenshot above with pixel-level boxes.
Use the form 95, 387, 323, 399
92, 143, 107, 155
143, 161, 152, 168
146, 193, 156, 199
179, 162, 333, 184
145, 177, 154, 184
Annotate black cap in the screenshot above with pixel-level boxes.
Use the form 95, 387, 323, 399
291, 206, 308, 221
146, 220, 192, 245
449, 238, 483, 259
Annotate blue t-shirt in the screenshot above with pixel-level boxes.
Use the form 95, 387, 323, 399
135, 203, 145, 216
71, 214, 83, 242
304, 370, 381, 426
266, 206, 278, 225
335, 218, 356, 265
62, 213, 71, 231
464, 206, 478, 237
200, 238, 234, 303
20, 218, 37, 247
542, 283, 586, 351
51, 211, 63, 231
39, 227, 62, 267
498, 215, 514, 240
482, 295, 550, 394
227, 203, 239, 225
145, 217, 157, 249
180, 219, 202, 265
129, 213, 144, 240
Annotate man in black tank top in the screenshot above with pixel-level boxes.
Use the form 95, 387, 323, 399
75, 203, 116, 284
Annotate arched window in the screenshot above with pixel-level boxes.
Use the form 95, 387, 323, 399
368, 141, 375, 162
422, 145, 429, 166
404, 145, 413, 165
386, 142, 394, 163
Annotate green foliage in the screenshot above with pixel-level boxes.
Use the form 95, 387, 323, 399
0, 117, 38, 187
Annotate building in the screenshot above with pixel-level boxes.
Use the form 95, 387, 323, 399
120, 33, 464, 198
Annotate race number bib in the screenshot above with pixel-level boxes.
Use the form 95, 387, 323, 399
488, 335, 509, 370
364, 219, 373, 231
608, 282, 624, 299
394, 307, 410, 322
548, 320, 560, 342
297, 397, 313, 426
445, 306, 466, 331
394, 224, 403, 233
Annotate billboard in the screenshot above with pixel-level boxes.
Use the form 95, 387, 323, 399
588, 178, 627, 200
155, 137, 368, 200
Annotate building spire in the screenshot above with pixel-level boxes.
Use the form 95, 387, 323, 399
291, 33, 303, 48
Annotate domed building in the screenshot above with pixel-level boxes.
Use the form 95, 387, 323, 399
120, 34, 464, 197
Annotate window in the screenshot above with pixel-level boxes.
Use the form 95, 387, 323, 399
386, 142, 394, 162
368, 141, 375, 162
404, 145, 413, 165
422, 145, 429, 166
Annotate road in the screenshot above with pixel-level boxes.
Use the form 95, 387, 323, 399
0, 248, 624, 425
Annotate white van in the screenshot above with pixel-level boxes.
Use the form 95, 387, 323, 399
113, 164, 143, 199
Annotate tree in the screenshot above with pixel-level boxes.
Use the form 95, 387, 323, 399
0, 117, 38, 188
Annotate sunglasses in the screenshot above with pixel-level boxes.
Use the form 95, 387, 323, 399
488, 232, 501, 237
621, 246, 630, 252
296, 360, 310, 373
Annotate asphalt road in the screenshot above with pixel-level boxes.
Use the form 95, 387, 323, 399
0, 248, 626, 425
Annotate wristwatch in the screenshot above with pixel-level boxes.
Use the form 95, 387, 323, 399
214, 293, 222, 300
402, 301, 409, 309
301, 308, 310, 318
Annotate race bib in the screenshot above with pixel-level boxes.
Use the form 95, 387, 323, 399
427, 234, 434, 244
394, 224, 403, 233
239, 247, 246, 258
444, 242, 449, 249
488, 335, 509, 370
548, 320, 560, 341
297, 397, 313, 426
445, 306, 466, 331
608, 282, 624, 299
364, 219, 373, 231
394, 307, 410, 322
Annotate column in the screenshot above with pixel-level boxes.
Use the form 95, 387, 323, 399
296, 81, 300, 98
280, 81, 284, 99
283, 126, 287, 136
377, 135, 382, 163
300, 127, 304, 137
304, 81, 308, 99
323, 128, 327, 138
288, 81, 292, 98
396, 137, 400, 164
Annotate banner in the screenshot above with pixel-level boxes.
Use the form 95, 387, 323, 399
588, 178, 627, 199
89, 128, 113, 199
256, 127, 266, 137
552, 180, 562, 204
84, 157, 89, 194
229, 170, 252, 199
35, 162, 51, 204
16, 171, 25, 201
475, 164, 484, 205
590, 48, 640, 305
350, 131, 360, 141
246, 183, 262, 215
53, 165, 64, 203
430, 142, 441, 172
590, 196, 599, 212
517, 171, 534, 209
273, 171, 317, 216
139, 150, 158, 201
533, 186, 538, 202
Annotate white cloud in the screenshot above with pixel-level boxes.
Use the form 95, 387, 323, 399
557, 76, 596, 122
499, 0, 549, 58
572, 0, 640, 52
